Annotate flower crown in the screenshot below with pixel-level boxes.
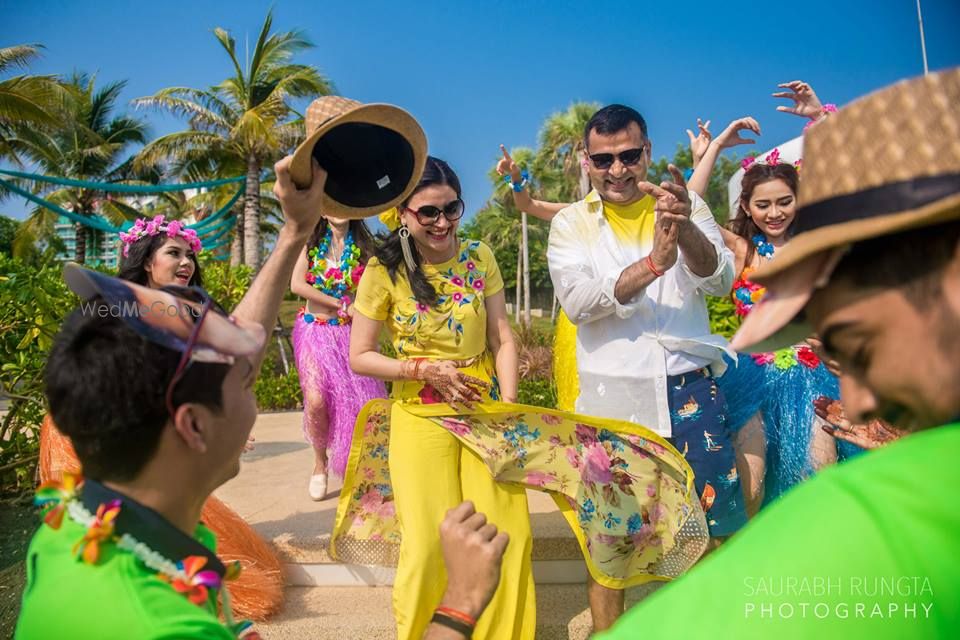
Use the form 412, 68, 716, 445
118, 215, 202, 258
740, 148, 803, 172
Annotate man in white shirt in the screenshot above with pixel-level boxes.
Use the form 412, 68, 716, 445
547, 104, 746, 629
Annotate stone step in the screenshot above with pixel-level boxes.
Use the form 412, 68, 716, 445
253, 583, 663, 640
216, 412, 587, 587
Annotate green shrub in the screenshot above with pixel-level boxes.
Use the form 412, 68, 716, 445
255, 368, 303, 411
0, 255, 77, 491
517, 377, 557, 409
199, 259, 254, 312
707, 294, 740, 340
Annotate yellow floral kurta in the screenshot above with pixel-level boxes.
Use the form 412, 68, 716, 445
333, 240, 709, 639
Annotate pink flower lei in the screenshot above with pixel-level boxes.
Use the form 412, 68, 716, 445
118, 215, 203, 258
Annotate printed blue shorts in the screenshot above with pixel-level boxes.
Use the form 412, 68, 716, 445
666, 367, 748, 538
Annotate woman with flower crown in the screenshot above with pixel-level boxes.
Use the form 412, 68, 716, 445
687, 81, 860, 515
289, 215, 386, 500
38, 215, 284, 620
331, 156, 710, 640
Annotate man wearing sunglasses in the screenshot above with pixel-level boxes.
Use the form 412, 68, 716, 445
547, 104, 745, 630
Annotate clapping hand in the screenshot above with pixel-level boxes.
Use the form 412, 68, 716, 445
641, 165, 691, 272
773, 80, 824, 120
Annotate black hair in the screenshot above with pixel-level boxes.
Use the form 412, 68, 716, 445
117, 232, 203, 288
44, 301, 230, 481
830, 219, 960, 308
728, 163, 801, 267
376, 156, 462, 306
306, 216, 378, 265
584, 104, 649, 148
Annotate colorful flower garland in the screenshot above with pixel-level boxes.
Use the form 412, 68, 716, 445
301, 227, 365, 326
34, 474, 258, 639
118, 215, 202, 257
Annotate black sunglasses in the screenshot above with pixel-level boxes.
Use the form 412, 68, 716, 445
404, 198, 465, 225
588, 146, 646, 170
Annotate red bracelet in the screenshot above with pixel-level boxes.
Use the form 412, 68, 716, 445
435, 606, 478, 628
645, 255, 664, 278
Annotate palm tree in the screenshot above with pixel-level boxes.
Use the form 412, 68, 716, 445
134, 10, 333, 269
537, 102, 600, 202
0, 44, 63, 166
14, 73, 148, 263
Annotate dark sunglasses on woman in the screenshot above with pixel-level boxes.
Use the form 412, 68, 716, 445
404, 198, 465, 225
588, 146, 646, 170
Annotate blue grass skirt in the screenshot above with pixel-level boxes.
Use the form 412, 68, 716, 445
716, 352, 863, 505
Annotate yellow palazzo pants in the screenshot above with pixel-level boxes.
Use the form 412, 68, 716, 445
389, 401, 537, 640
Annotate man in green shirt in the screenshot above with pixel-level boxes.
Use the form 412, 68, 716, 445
596, 68, 960, 639
15, 157, 331, 639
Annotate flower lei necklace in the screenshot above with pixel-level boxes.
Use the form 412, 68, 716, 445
302, 227, 365, 326
35, 474, 258, 639
733, 235, 775, 316
752, 234, 775, 258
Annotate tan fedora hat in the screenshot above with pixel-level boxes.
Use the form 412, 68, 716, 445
732, 67, 960, 352
289, 96, 428, 219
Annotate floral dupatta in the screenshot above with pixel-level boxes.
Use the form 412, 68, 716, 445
330, 382, 709, 588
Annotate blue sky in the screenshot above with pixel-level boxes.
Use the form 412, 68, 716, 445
3, 0, 959, 223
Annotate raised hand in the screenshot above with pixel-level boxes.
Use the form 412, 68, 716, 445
773, 80, 824, 119
273, 155, 328, 237
814, 396, 904, 450
713, 117, 761, 150
686, 118, 712, 167
496, 144, 522, 184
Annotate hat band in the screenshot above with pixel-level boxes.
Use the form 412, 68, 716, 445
795, 173, 960, 234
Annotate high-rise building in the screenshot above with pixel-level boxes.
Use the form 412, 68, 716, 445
53, 215, 120, 268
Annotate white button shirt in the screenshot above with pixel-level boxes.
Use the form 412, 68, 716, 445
547, 190, 736, 437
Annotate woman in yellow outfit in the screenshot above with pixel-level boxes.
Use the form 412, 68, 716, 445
348, 157, 535, 639
340, 157, 709, 639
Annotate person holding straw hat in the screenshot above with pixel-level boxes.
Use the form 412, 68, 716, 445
595, 67, 960, 639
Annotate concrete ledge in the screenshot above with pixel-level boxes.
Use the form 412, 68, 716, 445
284, 559, 588, 587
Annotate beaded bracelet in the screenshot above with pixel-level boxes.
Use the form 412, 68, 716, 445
503, 169, 530, 193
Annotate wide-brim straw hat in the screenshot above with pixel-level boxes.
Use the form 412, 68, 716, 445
289, 96, 428, 219
732, 67, 960, 352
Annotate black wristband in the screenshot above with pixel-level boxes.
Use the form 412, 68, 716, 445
430, 612, 473, 638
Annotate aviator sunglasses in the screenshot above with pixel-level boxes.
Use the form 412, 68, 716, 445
588, 146, 646, 170
160, 285, 230, 418
403, 198, 465, 225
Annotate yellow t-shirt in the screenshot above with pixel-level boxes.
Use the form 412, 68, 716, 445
603, 195, 656, 250
354, 239, 504, 360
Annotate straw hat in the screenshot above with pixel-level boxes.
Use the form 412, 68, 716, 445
732, 67, 960, 352
289, 96, 428, 219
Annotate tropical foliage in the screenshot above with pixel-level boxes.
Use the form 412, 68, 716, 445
134, 10, 332, 268
12, 73, 149, 262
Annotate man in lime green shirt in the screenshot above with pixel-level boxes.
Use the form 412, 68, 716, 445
597, 69, 960, 639
15, 156, 331, 639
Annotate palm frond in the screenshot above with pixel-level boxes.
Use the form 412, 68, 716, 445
0, 44, 44, 74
